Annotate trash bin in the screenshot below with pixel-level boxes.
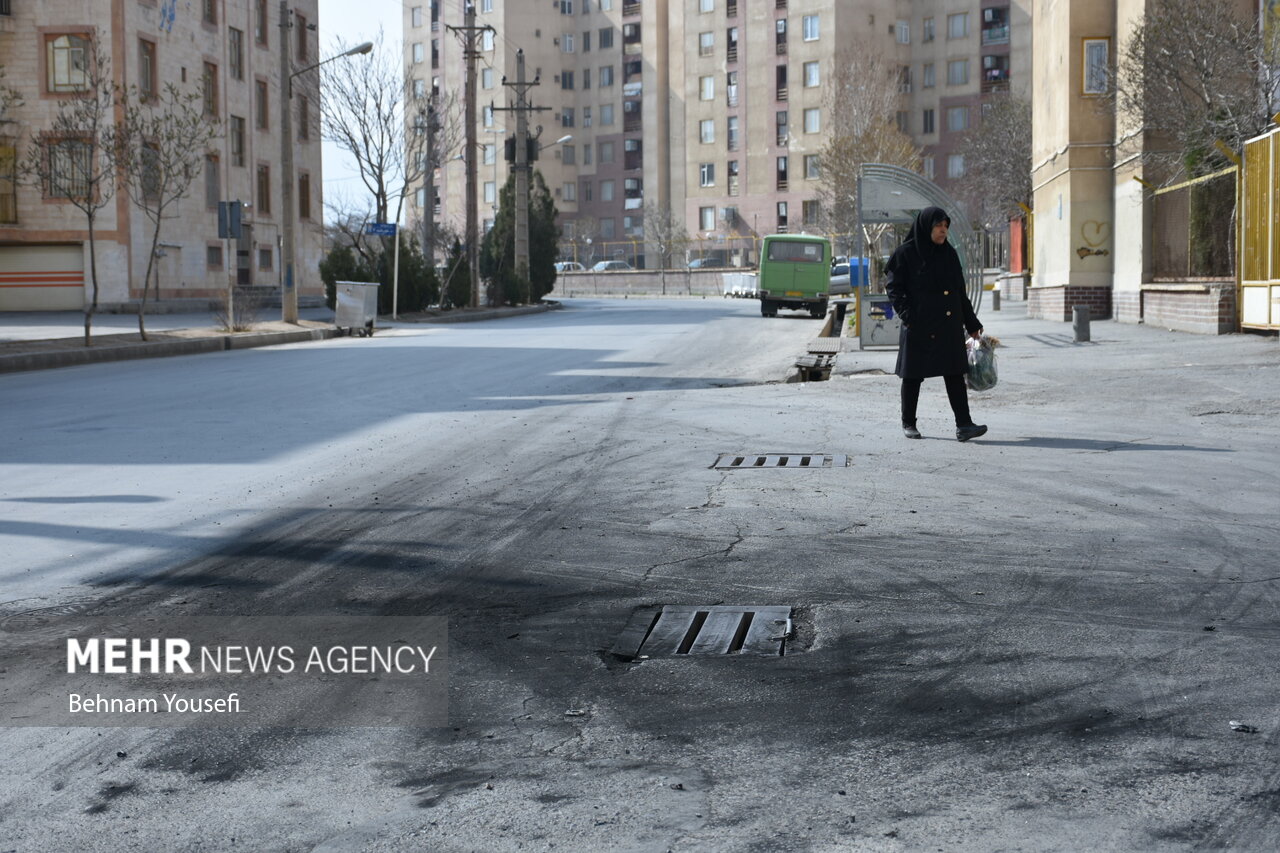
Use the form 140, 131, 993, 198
859, 293, 902, 349
335, 281, 379, 336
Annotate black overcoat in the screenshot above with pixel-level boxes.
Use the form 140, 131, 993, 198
885, 209, 981, 379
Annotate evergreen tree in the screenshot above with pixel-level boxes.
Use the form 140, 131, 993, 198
479, 169, 560, 305
442, 238, 472, 309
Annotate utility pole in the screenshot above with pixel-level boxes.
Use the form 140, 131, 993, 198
279, 0, 297, 322
421, 101, 437, 269
496, 50, 549, 304
447, 4, 490, 308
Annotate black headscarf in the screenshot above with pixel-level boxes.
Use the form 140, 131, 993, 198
904, 206, 951, 264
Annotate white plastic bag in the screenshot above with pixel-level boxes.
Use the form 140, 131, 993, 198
965, 334, 999, 392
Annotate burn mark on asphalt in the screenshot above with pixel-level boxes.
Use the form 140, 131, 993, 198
84, 781, 136, 814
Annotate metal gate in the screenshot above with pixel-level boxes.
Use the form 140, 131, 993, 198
856, 163, 984, 310
1241, 129, 1280, 329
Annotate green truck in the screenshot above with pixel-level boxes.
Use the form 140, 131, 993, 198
757, 234, 833, 318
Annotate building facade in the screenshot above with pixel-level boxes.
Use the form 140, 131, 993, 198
413, 0, 1031, 268
0, 0, 324, 311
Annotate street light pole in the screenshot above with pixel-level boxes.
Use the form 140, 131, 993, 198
279, 10, 372, 323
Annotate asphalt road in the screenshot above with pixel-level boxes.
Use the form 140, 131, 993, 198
1, 298, 1278, 852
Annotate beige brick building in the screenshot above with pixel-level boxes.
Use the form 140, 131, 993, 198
0, 0, 324, 311
412, 0, 1030, 269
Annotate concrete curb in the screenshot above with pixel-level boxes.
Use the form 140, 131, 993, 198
396, 302, 559, 324
0, 328, 341, 375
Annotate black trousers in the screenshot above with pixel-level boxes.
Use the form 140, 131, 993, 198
901, 375, 972, 428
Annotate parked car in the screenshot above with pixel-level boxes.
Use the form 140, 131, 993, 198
829, 263, 852, 294
591, 260, 634, 272
554, 261, 585, 272
687, 258, 724, 269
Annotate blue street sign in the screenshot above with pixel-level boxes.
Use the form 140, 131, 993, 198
368, 222, 397, 237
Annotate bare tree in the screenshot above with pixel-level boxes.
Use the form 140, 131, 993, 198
1110, 0, 1280, 179
116, 83, 221, 339
562, 214, 601, 267
0, 66, 21, 123
318, 31, 461, 247
817, 45, 920, 257
956, 94, 1031, 226
22, 37, 117, 346
642, 201, 691, 294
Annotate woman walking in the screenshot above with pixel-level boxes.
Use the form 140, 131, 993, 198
885, 206, 987, 441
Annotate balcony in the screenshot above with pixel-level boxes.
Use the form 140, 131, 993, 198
727, 0, 737, 17
776, 87, 787, 101
726, 46, 737, 63
775, 40, 787, 55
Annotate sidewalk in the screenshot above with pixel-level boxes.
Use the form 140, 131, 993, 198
0, 302, 558, 374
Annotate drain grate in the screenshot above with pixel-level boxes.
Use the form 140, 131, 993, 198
611, 605, 792, 660
712, 453, 848, 469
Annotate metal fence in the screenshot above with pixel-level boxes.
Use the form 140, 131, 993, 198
558, 233, 887, 271
1150, 167, 1236, 280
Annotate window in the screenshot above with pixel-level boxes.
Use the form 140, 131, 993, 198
895, 21, 910, 44
202, 62, 219, 116
482, 0, 493, 11
46, 34, 90, 93
46, 139, 91, 199
946, 106, 969, 132
700, 0, 714, 11
482, 68, 494, 89
583, 69, 591, 89
298, 95, 310, 140
483, 105, 494, 126
256, 163, 271, 213
483, 181, 495, 204
948, 12, 968, 39
259, 247, 274, 270
561, 107, 574, 126
599, 27, 614, 49
413, 43, 424, 64
923, 17, 935, 42
563, 181, 576, 201
923, 63, 935, 88
562, 144, 576, 165
776, 201, 788, 230
804, 154, 819, 179
295, 13, 308, 60
947, 153, 965, 178
600, 218, 615, 239
776, 155, 788, 189
922, 108, 935, 134
255, 0, 268, 45
230, 116, 245, 166
699, 163, 715, 187
203, 0, 216, 25
700, 75, 714, 100
207, 245, 223, 270
699, 32, 714, 57
900, 65, 912, 93
582, 180, 592, 200
562, 33, 575, 53
776, 110, 788, 144
600, 103, 614, 125
482, 144, 495, 166
583, 31, 592, 52
599, 141, 614, 162
727, 115, 739, 150
802, 15, 819, 41
204, 154, 219, 208
255, 79, 269, 129
947, 59, 968, 86
699, 206, 715, 231
601, 179, 614, 201
560, 0, 573, 12
562, 71, 575, 89
583, 106, 592, 126
482, 30, 494, 51
412, 5, 423, 27
600, 0, 612, 9
599, 65, 614, 87
803, 61, 819, 88
583, 141, 592, 164
139, 38, 158, 100
802, 200, 819, 226
896, 110, 909, 134
727, 69, 738, 105
699, 119, 715, 143
923, 155, 935, 179
803, 107, 819, 133
299, 172, 311, 219
1083, 38, 1109, 95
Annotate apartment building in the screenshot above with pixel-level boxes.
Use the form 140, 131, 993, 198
416, 0, 1030, 268
0, 0, 324, 311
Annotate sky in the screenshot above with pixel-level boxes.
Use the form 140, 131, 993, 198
317, 0, 404, 220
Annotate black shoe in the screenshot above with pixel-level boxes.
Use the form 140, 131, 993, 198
956, 424, 987, 442
903, 425, 922, 439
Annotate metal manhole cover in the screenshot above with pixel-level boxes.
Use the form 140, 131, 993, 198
712, 454, 848, 469
611, 605, 792, 660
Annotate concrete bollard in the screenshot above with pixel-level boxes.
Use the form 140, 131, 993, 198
1072, 305, 1091, 342
992, 286, 1001, 312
